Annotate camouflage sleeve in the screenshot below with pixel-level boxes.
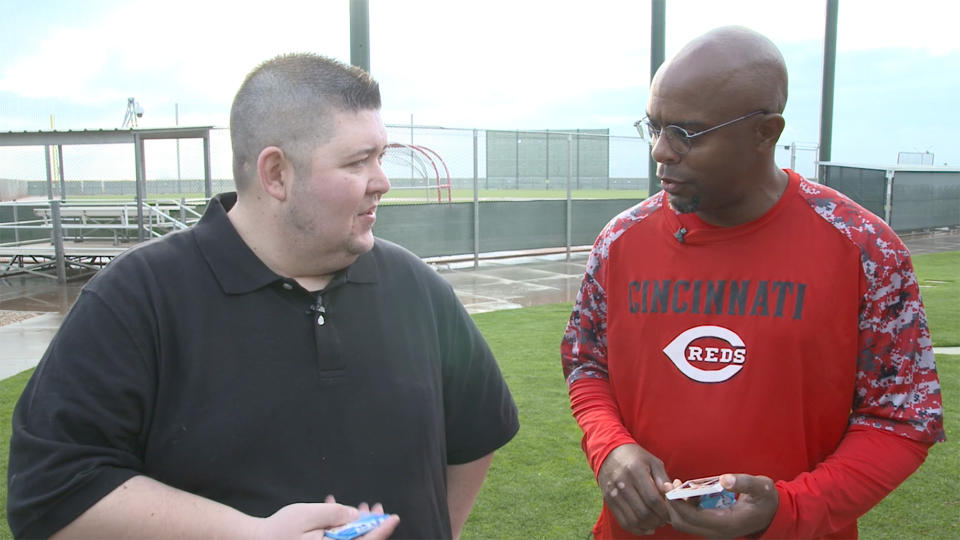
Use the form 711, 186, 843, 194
561, 239, 610, 385
561, 194, 662, 386
561, 205, 656, 477
846, 211, 945, 442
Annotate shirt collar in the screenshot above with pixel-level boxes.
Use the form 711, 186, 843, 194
193, 193, 377, 295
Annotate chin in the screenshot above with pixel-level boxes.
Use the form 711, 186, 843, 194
347, 234, 376, 256
668, 195, 701, 214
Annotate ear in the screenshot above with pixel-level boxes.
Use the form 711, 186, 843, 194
755, 113, 786, 152
256, 146, 293, 201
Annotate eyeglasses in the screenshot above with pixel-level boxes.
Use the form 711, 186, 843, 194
634, 110, 767, 155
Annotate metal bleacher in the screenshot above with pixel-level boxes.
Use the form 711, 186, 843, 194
0, 199, 205, 281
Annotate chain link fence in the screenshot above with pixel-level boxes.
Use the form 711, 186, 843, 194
1, 124, 853, 268
0, 125, 828, 202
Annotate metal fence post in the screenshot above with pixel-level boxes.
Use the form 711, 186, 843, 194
57, 144, 66, 200
576, 130, 581, 190
884, 169, 894, 224
649, 0, 666, 196
44, 145, 54, 200
50, 200, 66, 283
203, 132, 213, 198
349, 0, 370, 72
473, 129, 480, 269
515, 130, 520, 190
819, 0, 838, 175
545, 129, 550, 190
134, 133, 146, 242
410, 114, 415, 189
566, 134, 573, 261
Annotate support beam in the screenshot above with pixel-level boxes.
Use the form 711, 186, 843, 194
51, 201, 66, 283
44, 145, 54, 200
819, 0, 839, 180
648, 0, 666, 196
350, 0, 371, 72
134, 134, 146, 242
203, 132, 213, 197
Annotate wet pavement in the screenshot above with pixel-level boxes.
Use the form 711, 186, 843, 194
1, 228, 958, 380
896, 227, 960, 256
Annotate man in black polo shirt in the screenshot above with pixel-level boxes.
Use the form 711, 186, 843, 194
8, 54, 519, 539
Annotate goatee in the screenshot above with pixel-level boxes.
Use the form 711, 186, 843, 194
668, 195, 700, 214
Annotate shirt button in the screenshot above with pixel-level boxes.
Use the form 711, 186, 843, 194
281, 282, 293, 290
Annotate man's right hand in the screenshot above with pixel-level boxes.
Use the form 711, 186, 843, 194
51, 476, 400, 540
255, 500, 400, 540
597, 443, 672, 535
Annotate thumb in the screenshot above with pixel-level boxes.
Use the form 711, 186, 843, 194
303, 503, 360, 530
720, 473, 776, 498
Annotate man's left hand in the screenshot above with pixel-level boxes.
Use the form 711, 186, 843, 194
665, 473, 778, 538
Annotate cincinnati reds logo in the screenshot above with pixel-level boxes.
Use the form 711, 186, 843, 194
662, 325, 747, 383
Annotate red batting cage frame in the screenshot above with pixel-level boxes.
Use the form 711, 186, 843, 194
383, 143, 452, 203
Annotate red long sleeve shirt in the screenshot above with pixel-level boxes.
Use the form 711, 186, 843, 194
561, 171, 945, 539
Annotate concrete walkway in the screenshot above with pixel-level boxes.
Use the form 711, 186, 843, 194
0, 312, 63, 380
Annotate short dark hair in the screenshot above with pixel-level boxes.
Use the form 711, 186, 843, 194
229, 53, 381, 190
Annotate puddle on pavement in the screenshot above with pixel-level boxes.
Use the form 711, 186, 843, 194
0, 272, 91, 313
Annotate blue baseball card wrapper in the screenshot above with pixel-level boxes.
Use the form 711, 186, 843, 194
698, 489, 737, 509
325, 513, 391, 540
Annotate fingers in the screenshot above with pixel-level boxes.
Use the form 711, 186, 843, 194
598, 445, 671, 533
265, 502, 359, 533
721, 473, 776, 500
323, 504, 361, 530
604, 472, 669, 534
357, 502, 385, 515
355, 501, 387, 517
663, 498, 716, 538
605, 481, 651, 534
265, 499, 398, 540
324, 494, 390, 516
666, 473, 779, 538
303, 514, 400, 540
359, 514, 401, 540
618, 458, 669, 525
633, 471, 671, 522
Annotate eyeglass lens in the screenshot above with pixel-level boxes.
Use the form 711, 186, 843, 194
644, 123, 690, 154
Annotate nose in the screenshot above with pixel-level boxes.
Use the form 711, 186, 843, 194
649, 133, 681, 166
369, 160, 391, 195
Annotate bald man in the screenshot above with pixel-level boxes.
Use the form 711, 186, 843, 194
562, 26, 943, 539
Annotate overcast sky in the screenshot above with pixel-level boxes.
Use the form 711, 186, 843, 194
1, 0, 958, 170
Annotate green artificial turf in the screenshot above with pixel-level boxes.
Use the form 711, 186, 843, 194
913, 251, 960, 346
0, 251, 954, 539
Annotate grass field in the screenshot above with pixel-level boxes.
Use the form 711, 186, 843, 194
915, 251, 960, 346
0, 251, 955, 538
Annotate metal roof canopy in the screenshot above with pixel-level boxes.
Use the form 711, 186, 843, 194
0, 126, 213, 146
0, 126, 215, 244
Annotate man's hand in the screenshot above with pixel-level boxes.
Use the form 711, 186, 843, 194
254, 498, 400, 540
597, 443, 672, 535
665, 473, 778, 538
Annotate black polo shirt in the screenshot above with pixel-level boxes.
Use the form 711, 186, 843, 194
8, 193, 519, 539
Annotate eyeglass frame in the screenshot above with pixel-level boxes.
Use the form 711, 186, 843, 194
634, 110, 768, 154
